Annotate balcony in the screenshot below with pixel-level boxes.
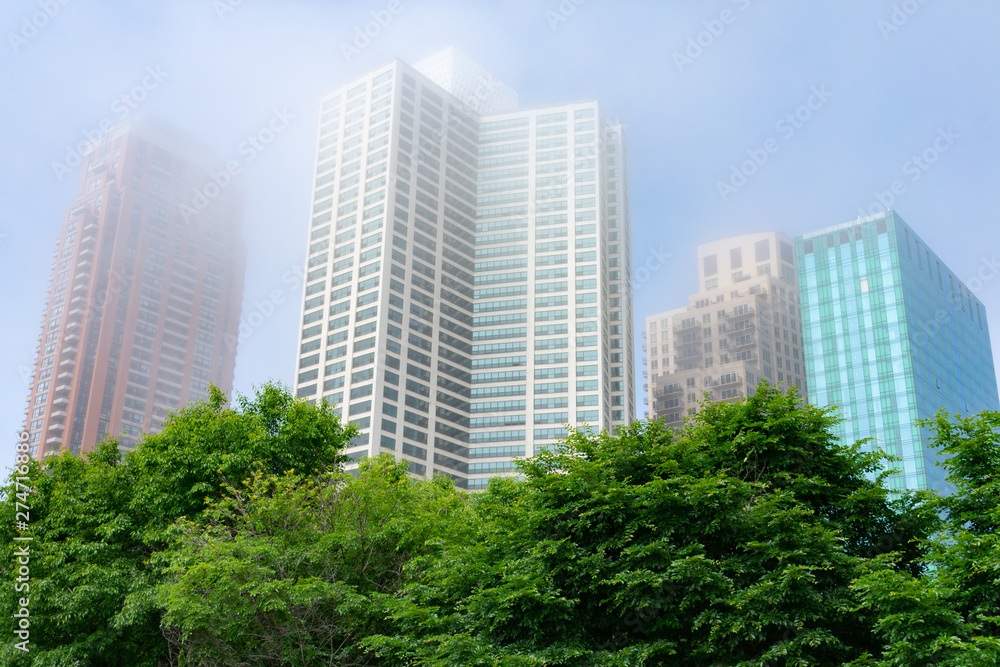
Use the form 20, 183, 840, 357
730, 306, 755, 319
654, 383, 682, 398
655, 398, 683, 412
718, 374, 743, 387
673, 320, 699, 333
673, 351, 703, 366
674, 335, 702, 350
726, 321, 755, 335
731, 336, 756, 349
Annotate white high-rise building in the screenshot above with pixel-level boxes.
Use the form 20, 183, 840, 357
294, 50, 632, 488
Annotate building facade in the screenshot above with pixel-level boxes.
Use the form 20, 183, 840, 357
644, 232, 806, 424
23, 117, 247, 459
294, 50, 633, 488
796, 211, 999, 494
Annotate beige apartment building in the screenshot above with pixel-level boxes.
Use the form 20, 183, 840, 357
644, 232, 806, 425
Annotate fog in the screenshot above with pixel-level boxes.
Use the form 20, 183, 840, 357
3, 0, 999, 472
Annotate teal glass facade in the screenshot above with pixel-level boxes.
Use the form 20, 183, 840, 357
796, 211, 999, 494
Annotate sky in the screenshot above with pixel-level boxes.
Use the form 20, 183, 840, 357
2, 0, 999, 474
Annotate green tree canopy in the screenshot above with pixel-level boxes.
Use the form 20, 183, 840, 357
0, 382, 353, 666
850, 409, 1000, 666
7, 382, 997, 666
158, 456, 470, 665
365, 384, 937, 666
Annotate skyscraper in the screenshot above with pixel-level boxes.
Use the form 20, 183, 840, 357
23, 116, 247, 459
644, 232, 806, 424
294, 49, 632, 488
796, 210, 999, 494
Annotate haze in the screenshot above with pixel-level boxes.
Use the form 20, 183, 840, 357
3, 0, 999, 473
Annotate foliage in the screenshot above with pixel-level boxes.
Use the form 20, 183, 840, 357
158, 456, 470, 666
850, 409, 1000, 666
0, 383, 352, 666
5, 381, 999, 665
364, 384, 936, 666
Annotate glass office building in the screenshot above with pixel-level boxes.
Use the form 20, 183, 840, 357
796, 210, 999, 494
294, 49, 633, 488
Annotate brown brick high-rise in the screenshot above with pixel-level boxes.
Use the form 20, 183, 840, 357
23, 116, 247, 458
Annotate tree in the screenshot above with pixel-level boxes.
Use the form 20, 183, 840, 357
365, 384, 936, 666
157, 455, 470, 666
850, 409, 1000, 666
0, 383, 353, 666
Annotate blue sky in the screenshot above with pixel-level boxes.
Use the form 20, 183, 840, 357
3, 0, 999, 473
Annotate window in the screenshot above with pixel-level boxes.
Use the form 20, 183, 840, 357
780, 241, 794, 263
755, 239, 770, 262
